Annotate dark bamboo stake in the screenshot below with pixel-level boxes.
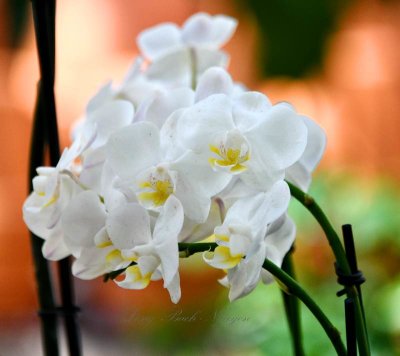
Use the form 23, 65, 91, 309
31, 1, 81, 355
341, 224, 367, 355
345, 298, 357, 356
29, 84, 59, 356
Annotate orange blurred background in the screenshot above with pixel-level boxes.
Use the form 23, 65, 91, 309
1, 0, 399, 353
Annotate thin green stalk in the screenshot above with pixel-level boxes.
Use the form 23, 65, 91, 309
263, 258, 346, 356
281, 249, 305, 356
287, 182, 349, 273
189, 47, 197, 89
287, 181, 370, 355
105, 243, 346, 355
178, 242, 218, 257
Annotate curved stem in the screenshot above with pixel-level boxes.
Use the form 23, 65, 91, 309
287, 182, 349, 274
262, 258, 346, 356
118, 242, 345, 355
287, 181, 370, 355
104, 240, 354, 355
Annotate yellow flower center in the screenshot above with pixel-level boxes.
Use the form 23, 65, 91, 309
124, 265, 152, 289
138, 179, 174, 207
213, 245, 243, 269
209, 144, 250, 173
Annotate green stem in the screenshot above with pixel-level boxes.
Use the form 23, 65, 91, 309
281, 249, 305, 356
263, 258, 346, 356
287, 182, 349, 273
106, 243, 346, 355
287, 181, 370, 355
189, 47, 197, 90
178, 242, 217, 257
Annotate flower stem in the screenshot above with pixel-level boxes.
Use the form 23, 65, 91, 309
286, 181, 370, 355
189, 47, 197, 89
180, 243, 345, 354
281, 248, 305, 356
262, 258, 346, 356
178, 242, 218, 257
104, 242, 346, 353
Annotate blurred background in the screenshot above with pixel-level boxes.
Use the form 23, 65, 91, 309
1, 0, 399, 354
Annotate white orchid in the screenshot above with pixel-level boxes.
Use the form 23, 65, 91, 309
75, 58, 164, 115
23, 12, 328, 304
138, 13, 237, 87
105, 121, 231, 222
73, 99, 134, 195
60, 179, 135, 279
23, 145, 84, 260
204, 181, 291, 299
106, 195, 184, 303
174, 89, 308, 191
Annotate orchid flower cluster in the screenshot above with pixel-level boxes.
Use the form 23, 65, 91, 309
23, 13, 326, 304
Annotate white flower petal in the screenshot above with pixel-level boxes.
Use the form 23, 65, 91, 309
86, 81, 114, 114
153, 195, 183, 286
233, 91, 272, 131
239, 157, 285, 192
41, 227, 71, 261
218, 275, 229, 288
182, 13, 237, 49
228, 249, 264, 301
137, 255, 160, 277
195, 49, 228, 74
106, 202, 151, 250
246, 103, 308, 170
225, 181, 290, 230
119, 57, 143, 88
160, 109, 187, 162
144, 88, 194, 129
298, 116, 327, 172
286, 116, 326, 191
217, 178, 258, 208
178, 199, 222, 242
137, 23, 182, 60
176, 94, 234, 153
146, 49, 191, 85
87, 100, 134, 149
23, 193, 55, 239
229, 230, 251, 257
62, 190, 106, 248
116, 256, 158, 290
203, 245, 242, 270
173, 174, 211, 223
166, 272, 181, 304
72, 246, 115, 280
171, 151, 231, 198
285, 164, 310, 192
195, 67, 233, 102
79, 148, 106, 194
106, 122, 160, 180
265, 215, 296, 266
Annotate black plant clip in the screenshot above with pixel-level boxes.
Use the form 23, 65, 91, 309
335, 224, 367, 356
